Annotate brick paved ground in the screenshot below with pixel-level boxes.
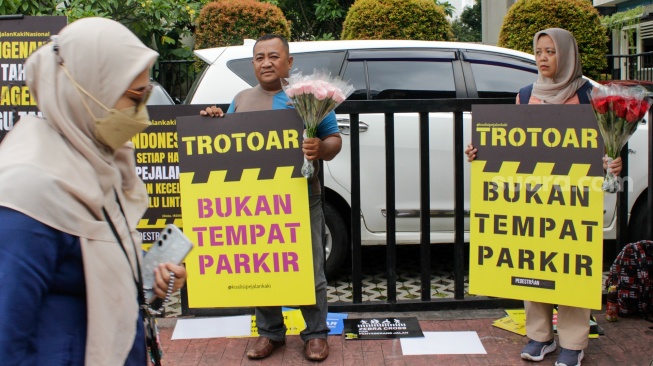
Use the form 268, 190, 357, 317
158, 308, 653, 366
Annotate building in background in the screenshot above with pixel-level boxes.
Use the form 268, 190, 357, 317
480, 0, 653, 53
451, 0, 476, 18
594, 1, 653, 55
481, 0, 516, 46
594, 0, 653, 80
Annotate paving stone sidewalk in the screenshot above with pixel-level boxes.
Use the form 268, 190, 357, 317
157, 308, 653, 366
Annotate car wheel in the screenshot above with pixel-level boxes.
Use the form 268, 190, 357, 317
627, 197, 650, 242
324, 200, 349, 279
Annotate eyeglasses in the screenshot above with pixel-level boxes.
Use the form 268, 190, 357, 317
125, 83, 153, 111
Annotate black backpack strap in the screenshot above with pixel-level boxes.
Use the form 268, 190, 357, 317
519, 81, 592, 104
576, 80, 592, 104
518, 84, 533, 105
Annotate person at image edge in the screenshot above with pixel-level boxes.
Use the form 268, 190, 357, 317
465, 28, 621, 366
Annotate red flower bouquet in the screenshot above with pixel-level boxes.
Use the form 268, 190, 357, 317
590, 83, 651, 193
283, 70, 354, 178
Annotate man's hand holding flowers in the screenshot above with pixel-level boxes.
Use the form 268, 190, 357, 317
283, 70, 354, 178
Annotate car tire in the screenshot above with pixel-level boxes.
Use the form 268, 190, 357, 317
324, 200, 349, 279
627, 197, 650, 242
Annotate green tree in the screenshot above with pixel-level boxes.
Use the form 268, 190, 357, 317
0, 0, 202, 60
0, 0, 57, 15
194, 0, 290, 49
263, 0, 354, 41
435, 0, 455, 18
341, 0, 453, 41
498, 0, 607, 80
452, 0, 480, 42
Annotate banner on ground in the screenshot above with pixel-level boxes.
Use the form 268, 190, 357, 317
469, 105, 604, 309
0, 16, 67, 142
343, 317, 424, 340
176, 109, 315, 308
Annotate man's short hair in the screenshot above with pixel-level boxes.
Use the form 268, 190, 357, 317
253, 34, 289, 54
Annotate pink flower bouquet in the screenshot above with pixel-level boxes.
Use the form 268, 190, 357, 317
590, 83, 651, 193
283, 70, 354, 178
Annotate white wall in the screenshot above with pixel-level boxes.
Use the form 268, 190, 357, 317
451, 0, 476, 19
481, 0, 516, 46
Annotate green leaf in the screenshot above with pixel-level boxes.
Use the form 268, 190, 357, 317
161, 35, 175, 45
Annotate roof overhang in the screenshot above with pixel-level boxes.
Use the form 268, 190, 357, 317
593, 0, 629, 6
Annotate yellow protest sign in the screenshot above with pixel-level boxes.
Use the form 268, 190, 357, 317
0, 16, 67, 142
177, 110, 315, 308
492, 316, 526, 336
134, 105, 212, 245
469, 105, 604, 309
505, 309, 525, 324
493, 308, 600, 338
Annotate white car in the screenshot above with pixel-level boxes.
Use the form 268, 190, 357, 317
148, 81, 178, 105
185, 40, 649, 276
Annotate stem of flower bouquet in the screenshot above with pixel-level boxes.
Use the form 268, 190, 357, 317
316, 98, 335, 123
298, 94, 312, 133
301, 94, 319, 138
611, 117, 620, 158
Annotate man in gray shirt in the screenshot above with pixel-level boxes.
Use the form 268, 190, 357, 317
201, 34, 341, 362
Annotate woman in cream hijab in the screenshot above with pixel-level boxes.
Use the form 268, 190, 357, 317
0, 18, 186, 365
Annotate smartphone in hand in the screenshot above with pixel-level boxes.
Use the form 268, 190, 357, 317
142, 224, 193, 303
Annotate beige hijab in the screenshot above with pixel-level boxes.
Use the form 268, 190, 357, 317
531, 28, 586, 104
0, 18, 157, 364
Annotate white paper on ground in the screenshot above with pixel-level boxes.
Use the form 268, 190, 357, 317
400, 331, 487, 355
171, 315, 251, 340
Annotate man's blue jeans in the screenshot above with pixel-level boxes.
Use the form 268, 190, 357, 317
254, 196, 329, 341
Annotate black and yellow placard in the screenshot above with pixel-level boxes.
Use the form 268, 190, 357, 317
133, 105, 210, 245
469, 105, 604, 309
176, 109, 315, 308
343, 317, 424, 340
0, 16, 67, 142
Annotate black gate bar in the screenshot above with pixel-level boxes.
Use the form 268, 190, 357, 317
616, 144, 629, 253
453, 110, 465, 300
349, 113, 363, 304
419, 112, 431, 301
385, 113, 397, 303
649, 108, 653, 240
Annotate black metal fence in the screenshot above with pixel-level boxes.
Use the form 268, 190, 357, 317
152, 60, 198, 103
330, 98, 523, 313
180, 98, 640, 316
600, 51, 653, 81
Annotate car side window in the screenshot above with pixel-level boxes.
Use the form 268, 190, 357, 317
463, 51, 537, 98
292, 51, 346, 77
367, 61, 455, 100
227, 51, 346, 86
342, 61, 367, 100
341, 49, 457, 100
342, 60, 456, 100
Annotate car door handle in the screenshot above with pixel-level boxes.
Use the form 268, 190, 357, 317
337, 119, 369, 135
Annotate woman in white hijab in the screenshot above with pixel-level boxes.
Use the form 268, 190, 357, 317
466, 28, 617, 366
0, 18, 186, 365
